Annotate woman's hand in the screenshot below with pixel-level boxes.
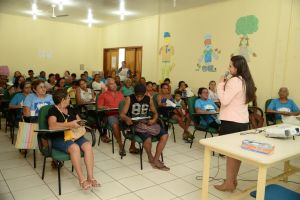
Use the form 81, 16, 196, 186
69, 120, 81, 129
125, 117, 133, 126
147, 119, 156, 125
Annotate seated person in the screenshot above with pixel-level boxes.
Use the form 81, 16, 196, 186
48, 89, 100, 190
120, 78, 134, 97
92, 73, 107, 95
120, 84, 170, 171
195, 87, 220, 130
23, 80, 54, 122
208, 80, 220, 107
267, 87, 300, 123
9, 82, 31, 124
174, 81, 187, 98
174, 91, 192, 140
157, 83, 193, 139
98, 78, 138, 155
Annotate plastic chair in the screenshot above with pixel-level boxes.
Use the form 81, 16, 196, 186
187, 96, 219, 148
152, 93, 177, 142
118, 100, 164, 170
265, 99, 276, 126
35, 105, 96, 195
250, 184, 300, 200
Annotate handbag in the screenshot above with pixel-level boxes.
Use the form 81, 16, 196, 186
64, 126, 86, 141
134, 121, 161, 136
55, 105, 87, 141
15, 121, 38, 149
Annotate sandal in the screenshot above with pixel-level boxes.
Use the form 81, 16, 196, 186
152, 162, 170, 171
89, 179, 101, 187
129, 148, 140, 154
101, 136, 112, 143
119, 149, 126, 156
80, 180, 92, 190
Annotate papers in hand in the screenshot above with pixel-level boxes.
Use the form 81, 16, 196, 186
166, 99, 176, 107
131, 116, 151, 121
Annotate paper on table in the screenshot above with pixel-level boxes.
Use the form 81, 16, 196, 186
131, 116, 151, 121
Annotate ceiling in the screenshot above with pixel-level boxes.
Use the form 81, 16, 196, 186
0, 0, 222, 27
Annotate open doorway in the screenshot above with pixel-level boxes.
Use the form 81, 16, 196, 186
103, 46, 142, 79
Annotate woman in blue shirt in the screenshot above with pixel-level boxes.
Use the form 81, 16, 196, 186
267, 87, 300, 123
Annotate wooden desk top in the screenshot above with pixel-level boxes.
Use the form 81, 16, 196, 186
200, 125, 300, 166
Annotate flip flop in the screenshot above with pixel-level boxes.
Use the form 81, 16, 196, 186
89, 179, 101, 187
129, 148, 140, 154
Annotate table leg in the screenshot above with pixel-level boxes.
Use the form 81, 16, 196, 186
201, 147, 211, 200
283, 161, 290, 182
256, 165, 267, 200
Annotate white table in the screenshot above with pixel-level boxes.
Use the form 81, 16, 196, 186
200, 126, 300, 200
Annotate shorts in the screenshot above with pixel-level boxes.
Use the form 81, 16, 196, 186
107, 115, 119, 126
52, 136, 88, 153
219, 120, 248, 136
137, 128, 168, 142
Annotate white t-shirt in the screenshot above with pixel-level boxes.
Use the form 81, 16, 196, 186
118, 68, 129, 81
208, 89, 219, 102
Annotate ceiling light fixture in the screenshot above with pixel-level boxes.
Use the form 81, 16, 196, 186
32, 2, 38, 20
87, 8, 93, 27
58, 0, 64, 11
119, 0, 125, 21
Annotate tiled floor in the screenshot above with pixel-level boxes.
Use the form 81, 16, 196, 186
0, 125, 300, 200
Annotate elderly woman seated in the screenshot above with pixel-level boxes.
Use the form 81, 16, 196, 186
267, 87, 300, 123
48, 89, 100, 190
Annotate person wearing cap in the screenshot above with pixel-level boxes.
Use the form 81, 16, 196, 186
120, 84, 170, 171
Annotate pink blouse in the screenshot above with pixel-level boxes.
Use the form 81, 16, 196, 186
217, 77, 249, 123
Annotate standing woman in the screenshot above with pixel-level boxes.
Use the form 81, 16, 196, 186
214, 55, 255, 192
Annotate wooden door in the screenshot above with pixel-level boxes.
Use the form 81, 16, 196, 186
103, 48, 119, 77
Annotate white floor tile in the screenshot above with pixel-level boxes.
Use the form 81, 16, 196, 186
47, 177, 80, 195
119, 175, 155, 191
94, 159, 123, 170
143, 170, 178, 184
105, 166, 138, 180
0, 181, 10, 194
0, 192, 14, 200
6, 174, 45, 192
13, 185, 56, 200
93, 181, 130, 200
135, 185, 175, 200
58, 190, 100, 200
160, 179, 198, 196
2, 165, 36, 180
109, 193, 141, 200
169, 165, 198, 177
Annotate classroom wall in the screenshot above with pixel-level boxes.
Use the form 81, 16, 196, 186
0, 0, 298, 108
0, 13, 102, 77
101, 0, 298, 108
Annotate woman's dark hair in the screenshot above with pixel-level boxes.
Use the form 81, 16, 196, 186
31, 79, 45, 92
178, 81, 185, 88
230, 55, 255, 103
48, 73, 55, 83
71, 73, 77, 78
55, 78, 65, 87
52, 89, 68, 105
208, 80, 216, 89
164, 78, 170, 83
197, 87, 207, 97
13, 76, 24, 88
160, 83, 169, 89
78, 79, 87, 86
146, 81, 152, 86
20, 82, 31, 90
175, 90, 182, 96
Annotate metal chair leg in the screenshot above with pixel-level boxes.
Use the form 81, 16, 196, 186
190, 129, 197, 148
58, 162, 62, 195
172, 124, 176, 143
139, 143, 143, 170
42, 156, 46, 179
71, 166, 74, 172
111, 131, 114, 154
33, 150, 36, 168
121, 138, 127, 159
161, 152, 164, 162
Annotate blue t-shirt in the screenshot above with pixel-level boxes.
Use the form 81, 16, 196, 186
195, 98, 218, 124
10, 92, 26, 106
24, 93, 54, 116
267, 99, 299, 120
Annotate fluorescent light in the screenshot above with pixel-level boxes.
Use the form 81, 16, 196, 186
32, 3, 38, 20
58, 3, 63, 11
120, 14, 124, 21
33, 15, 37, 20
